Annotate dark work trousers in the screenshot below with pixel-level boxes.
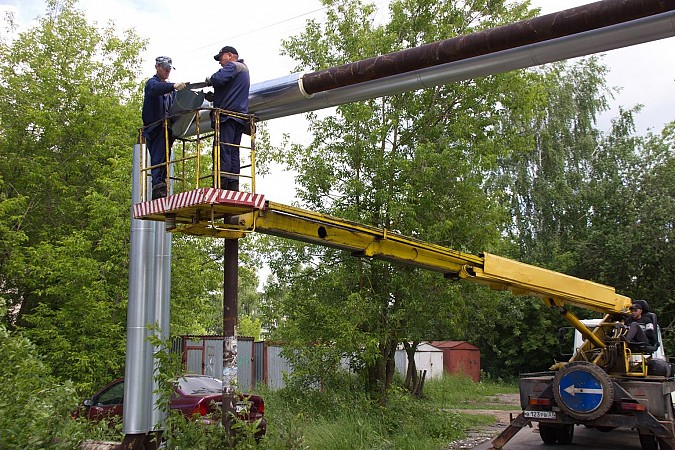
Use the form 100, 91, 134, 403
625, 322, 649, 344
145, 125, 175, 188
213, 118, 244, 191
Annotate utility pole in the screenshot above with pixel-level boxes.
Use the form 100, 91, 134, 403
222, 238, 239, 432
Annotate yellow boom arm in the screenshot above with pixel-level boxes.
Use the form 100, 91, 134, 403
139, 197, 631, 316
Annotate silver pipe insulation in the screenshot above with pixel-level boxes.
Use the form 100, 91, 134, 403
150, 216, 171, 430
124, 144, 157, 435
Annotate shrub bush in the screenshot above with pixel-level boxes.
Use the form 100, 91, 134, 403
0, 323, 84, 448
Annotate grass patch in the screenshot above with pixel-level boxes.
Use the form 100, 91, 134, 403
254, 373, 516, 449
425, 373, 518, 410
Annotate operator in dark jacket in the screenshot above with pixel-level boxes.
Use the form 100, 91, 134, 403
206, 45, 250, 191
142, 56, 186, 200
624, 301, 656, 346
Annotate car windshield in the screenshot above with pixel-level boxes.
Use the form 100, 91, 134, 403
178, 376, 222, 395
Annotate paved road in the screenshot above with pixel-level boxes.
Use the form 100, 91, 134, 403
472, 423, 644, 449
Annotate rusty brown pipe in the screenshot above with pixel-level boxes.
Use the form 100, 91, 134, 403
301, 0, 675, 95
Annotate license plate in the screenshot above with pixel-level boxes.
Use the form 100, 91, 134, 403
524, 410, 556, 419
235, 403, 248, 413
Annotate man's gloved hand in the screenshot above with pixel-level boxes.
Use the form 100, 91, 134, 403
204, 91, 214, 102
205, 76, 212, 87
174, 82, 186, 91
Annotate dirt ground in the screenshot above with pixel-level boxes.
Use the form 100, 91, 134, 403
446, 393, 522, 450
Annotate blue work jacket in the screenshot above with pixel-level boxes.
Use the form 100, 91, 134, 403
210, 59, 250, 119
142, 74, 176, 136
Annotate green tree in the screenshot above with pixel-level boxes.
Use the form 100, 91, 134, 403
633, 126, 675, 301
0, 0, 266, 394
238, 315, 262, 340
496, 57, 675, 366
171, 236, 227, 336
0, 0, 145, 390
573, 120, 674, 344
497, 58, 613, 270
262, 0, 543, 397
483, 58, 620, 374
171, 235, 263, 336
634, 126, 675, 346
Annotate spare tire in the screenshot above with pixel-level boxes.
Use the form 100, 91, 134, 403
553, 362, 614, 421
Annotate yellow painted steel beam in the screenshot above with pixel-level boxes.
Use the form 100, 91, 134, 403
229, 202, 632, 314
568, 314, 615, 364
467, 253, 632, 313
560, 309, 606, 349
232, 202, 483, 275
159, 196, 632, 315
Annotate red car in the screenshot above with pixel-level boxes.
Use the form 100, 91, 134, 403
76, 374, 266, 437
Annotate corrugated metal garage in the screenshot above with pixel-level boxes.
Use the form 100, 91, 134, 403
430, 340, 480, 382
395, 343, 444, 379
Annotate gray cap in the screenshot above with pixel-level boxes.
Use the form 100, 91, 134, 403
155, 56, 174, 70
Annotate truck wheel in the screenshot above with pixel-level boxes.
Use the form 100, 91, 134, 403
552, 362, 614, 421
539, 423, 557, 444
556, 424, 574, 445
638, 433, 658, 450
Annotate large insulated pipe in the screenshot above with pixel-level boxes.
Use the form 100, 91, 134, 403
247, 0, 675, 122
124, 144, 157, 437
302, 0, 675, 94
178, 1, 675, 135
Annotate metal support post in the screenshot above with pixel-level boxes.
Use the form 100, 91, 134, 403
222, 238, 239, 432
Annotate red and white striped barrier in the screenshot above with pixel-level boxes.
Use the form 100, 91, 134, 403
133, 188, 265, 219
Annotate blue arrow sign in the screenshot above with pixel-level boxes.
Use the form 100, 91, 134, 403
558, 369, 604, 413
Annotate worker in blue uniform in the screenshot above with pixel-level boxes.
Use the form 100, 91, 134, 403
206, 46, 250, 191
142, 56, 186, 200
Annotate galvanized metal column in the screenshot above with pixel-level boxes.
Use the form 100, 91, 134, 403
150, 215, 171, 437
222, 239, 238, 430
123, 144, 157, 446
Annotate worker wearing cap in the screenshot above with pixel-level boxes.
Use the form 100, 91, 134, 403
624, 302, 655, 345
206, 45, 250, 191
142, 56, 186, 200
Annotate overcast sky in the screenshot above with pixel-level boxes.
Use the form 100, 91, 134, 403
1, 0, 673, 205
